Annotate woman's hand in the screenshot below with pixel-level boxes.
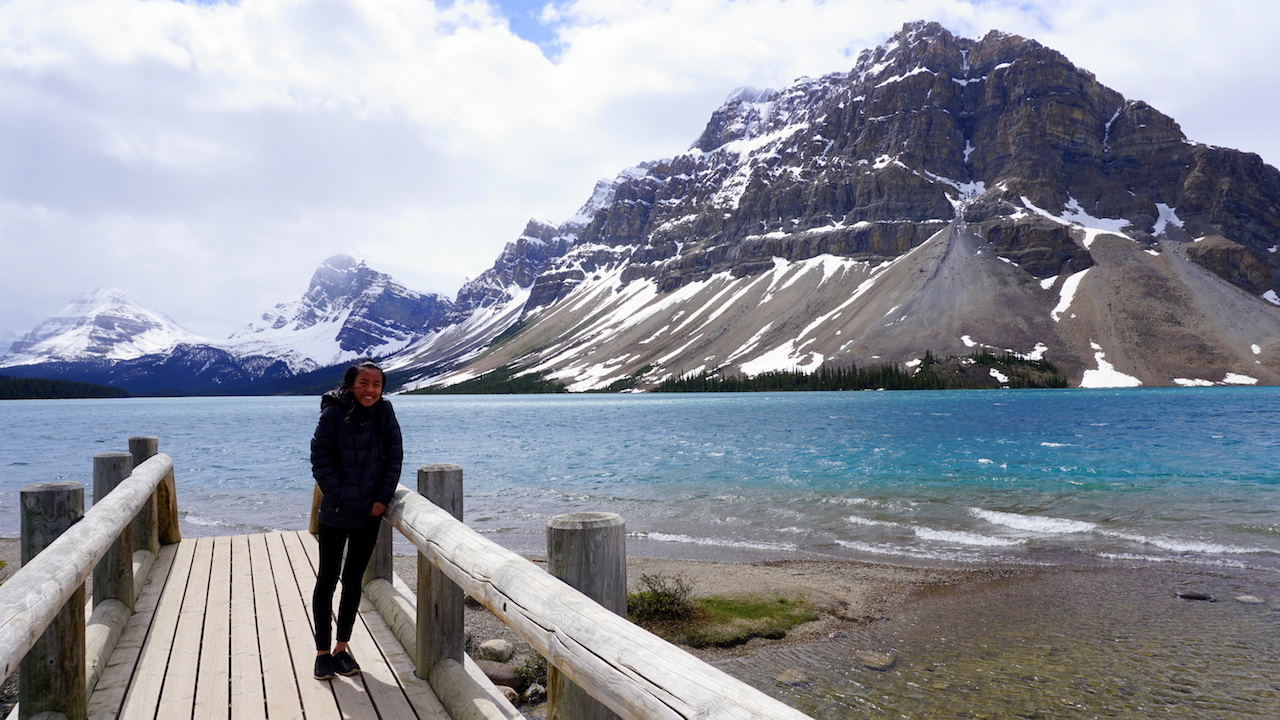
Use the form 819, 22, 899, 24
371, 502, 387, 517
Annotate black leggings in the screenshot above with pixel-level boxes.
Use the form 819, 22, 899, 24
312, 517, 381, 651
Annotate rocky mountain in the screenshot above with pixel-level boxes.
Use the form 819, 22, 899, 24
230, 255, 454, 374
401, 21, 1280, 391
0, 287, 291, 394
2, 287, 208, 365
1, 256, 454, 394
383, 189, 609, 377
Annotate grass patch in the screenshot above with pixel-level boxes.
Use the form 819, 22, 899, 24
627, 573, 817, 649
682, 596, 818, 648
515, 653, 548, 687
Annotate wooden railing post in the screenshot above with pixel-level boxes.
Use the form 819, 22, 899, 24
20, 481, 86, 720
309, 484, 322, 535
418, 463, 464, 677
546, 512, 627, 720
157, 464, 181, 546
363, 518, 393, 588
128, 436, 160, 556
93, 453, 135, 612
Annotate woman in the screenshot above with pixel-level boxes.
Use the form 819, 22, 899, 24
309, 359, 403, 680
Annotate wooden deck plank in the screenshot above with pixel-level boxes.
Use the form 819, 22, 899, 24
157, 536, 215, 718
278, 531, 379, 718
357, 591, 451, 720
294, 530, 445, 720
264, 531, 344, 720
284, 530, 424, 720
248, 533, 307, 720
87, 543, 179, 720
117, 537, 198, 719
86, 531, 457, 719
193, 535, 232, 719
228, 534, 266, 720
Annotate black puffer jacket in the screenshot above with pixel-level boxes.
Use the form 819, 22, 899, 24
310, 389, 403, 529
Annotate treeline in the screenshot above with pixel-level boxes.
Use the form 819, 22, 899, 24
0, 375, 129, 399
653, 363, 931, 392
652, 351, 1067, 393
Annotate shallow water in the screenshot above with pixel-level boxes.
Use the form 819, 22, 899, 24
717, 564, 1280, 718
2, 389, 1277, 575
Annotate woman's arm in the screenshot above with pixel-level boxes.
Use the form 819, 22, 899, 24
310, 406, 345, 500
376, 402, 404, 506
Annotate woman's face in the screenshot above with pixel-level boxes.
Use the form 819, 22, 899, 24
351, 368, 384, 408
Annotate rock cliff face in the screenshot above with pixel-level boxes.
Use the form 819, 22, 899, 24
547, 21, 1280, 298
409, 21, 1280, 390
231, 255, 454, 371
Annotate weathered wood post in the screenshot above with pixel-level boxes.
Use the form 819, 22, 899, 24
546, 512, 627, 720
128, 436, 160, 556
157, 466, 181, 547
309, 484, 322, 535
363, 516, 393, 588
20, 481, 87, 720
93, 453, 135, 611
418, 463, 464, 676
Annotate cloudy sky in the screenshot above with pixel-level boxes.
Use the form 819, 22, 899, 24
3, 0, 1278, 344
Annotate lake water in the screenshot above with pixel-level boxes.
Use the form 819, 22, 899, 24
2, 388, 1277, 572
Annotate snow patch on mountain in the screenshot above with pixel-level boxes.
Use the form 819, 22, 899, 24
1079, 341, 1141, 388
1022, 197, 1133, 248
1051, 269, 1090, 322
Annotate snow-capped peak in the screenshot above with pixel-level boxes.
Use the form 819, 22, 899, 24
227, 255, 453, 372
1, 287, 209, 366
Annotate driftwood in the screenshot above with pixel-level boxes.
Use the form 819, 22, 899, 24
384, 484, 814, 720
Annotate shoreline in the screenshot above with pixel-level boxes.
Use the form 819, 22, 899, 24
3, 537, 1276, 718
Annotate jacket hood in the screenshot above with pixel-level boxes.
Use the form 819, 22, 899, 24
321, 388, 353, 411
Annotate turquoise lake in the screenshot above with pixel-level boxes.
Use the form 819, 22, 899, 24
2, 388, 1278, 572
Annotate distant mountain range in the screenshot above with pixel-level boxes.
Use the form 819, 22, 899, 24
4, 21, 1278, 394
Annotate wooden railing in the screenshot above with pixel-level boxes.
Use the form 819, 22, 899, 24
0, 437, 179, 720
362, 463, 815, 720
3, 439, 814, 720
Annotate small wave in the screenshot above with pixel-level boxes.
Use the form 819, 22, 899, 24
847, 514, 1023, 547
1040, 442, 1071, 448
970, 508, 1096, 534
1096, 552, 1250, 570
913, 527, 1024, 547
1099, 530, 1274, 555
846, 515, 900, 527
824, 497, 874, 506
183, 514, 238, 529
835, 539, 991, 564
634, 531, 798, 553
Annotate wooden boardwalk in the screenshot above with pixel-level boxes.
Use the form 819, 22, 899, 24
85, 531, 449, 720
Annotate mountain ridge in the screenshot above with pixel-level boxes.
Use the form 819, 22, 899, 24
395, 20, 1280, 391
4, 21, 1278, 394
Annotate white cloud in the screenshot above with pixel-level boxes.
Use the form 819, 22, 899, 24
2, 0, 1277, 339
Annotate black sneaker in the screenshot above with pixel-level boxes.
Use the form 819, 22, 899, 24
333, 650, 361, 676
314, 653, 335, 680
